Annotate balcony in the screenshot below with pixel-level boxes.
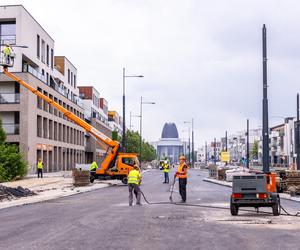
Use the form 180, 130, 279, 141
23, 64, 45, 83
0, 93, 20, 104
3, 123, 19, 135
23, 65, 83, 108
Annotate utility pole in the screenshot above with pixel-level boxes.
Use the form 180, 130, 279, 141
246, 119, 250, 168
225, 130, 228, 151
192, 118, 194, 167
188, 127, 191, 164
122, 68, 126, 152
205, 141, 207, 165
297, 93, 300, 170
262, 24, 270, 173
214, 138, 217, 165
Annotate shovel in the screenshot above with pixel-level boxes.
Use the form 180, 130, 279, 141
169, 176, 176, 202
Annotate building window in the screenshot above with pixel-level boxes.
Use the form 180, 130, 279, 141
37, 35, 40, 58
0, 21, 16, 45
74, 74, 76, 88
51, 49, 54, 70
46, 45, 49, 66
46, 73, 49, 84
71, 72, 73, 87
68, 69, 70, 84
41, 40, 45, 63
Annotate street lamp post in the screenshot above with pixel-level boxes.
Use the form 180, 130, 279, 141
246, 119, 250, 168
139, 96, 155, 161
122, 68, 144, 152
184, 119, 194, 167
129, 111, 140, 131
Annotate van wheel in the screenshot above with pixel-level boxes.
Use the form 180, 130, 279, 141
121, 177, 128, 184
230, 199, 239, 216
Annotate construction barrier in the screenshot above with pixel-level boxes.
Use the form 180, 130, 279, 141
72, 169, 90, 187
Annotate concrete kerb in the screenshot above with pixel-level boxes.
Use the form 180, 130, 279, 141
203, 177, 300, 203
0, 182, 112, 210
0, 169, 152, 210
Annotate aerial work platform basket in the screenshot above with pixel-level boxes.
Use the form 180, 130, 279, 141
0, 53, 15, 68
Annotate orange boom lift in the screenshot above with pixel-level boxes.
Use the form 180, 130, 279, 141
1, 64, 138, 184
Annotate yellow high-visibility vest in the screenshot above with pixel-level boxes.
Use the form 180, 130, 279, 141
90, 161, 98, 171
3, 46, 11, 56
127, 170, 141, 185
37, 161, 43, 169
163, 163, 170, 173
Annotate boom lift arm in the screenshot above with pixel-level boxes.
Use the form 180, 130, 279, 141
2, 68, 120, 172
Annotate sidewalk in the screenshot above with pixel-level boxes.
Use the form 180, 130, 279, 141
203, 177, 300, 203
0, 171, 121, 210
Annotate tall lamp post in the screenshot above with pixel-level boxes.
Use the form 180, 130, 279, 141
129, 111, 140, 131
122, 68, 144, 152
184, 119, 194, 167
139, 96, 155, 161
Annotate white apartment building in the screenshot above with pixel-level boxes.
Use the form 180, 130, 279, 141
0, 5, 85, 172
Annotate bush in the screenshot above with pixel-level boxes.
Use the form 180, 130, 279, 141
0, 144, 27, 182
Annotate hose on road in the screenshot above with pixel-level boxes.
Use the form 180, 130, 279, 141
140, 190, 300, 217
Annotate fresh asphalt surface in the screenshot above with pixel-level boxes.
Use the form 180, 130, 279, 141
1, 169, 300, 250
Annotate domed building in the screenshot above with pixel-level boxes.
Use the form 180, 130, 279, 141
154, 122, 184, 164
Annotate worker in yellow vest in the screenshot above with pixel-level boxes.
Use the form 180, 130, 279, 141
89, 161, 98, 172
127, 164, 142, 206
163, 160, 170, 183
2, 44, 12, 65
175, 155, 188, 203
37, 158, 43, 178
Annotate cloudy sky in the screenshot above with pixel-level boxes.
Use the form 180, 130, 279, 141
3, 0, 300, 148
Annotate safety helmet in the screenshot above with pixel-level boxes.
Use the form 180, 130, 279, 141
179, 155, 186, 161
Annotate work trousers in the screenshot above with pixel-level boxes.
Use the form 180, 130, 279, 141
37, 169, 43, 178
128, 184, 141, 205
179, 178, 187, 202
4, 55, 10, 64
164, 172, 169, 183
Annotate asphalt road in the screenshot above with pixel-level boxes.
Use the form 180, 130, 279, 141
1, 169, 300, 250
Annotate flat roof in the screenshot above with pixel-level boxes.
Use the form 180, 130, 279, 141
0, 5, 55, 42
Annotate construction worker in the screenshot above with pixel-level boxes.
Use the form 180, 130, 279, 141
128, 164, 142, 206
163, 160, 170, 183
2, 44, 12, 65
37, 158, 43, 178
175, 155, 188, 203
90, 161, 98, 172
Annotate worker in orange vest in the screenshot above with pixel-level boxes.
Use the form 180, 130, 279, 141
175, 155, 188, 203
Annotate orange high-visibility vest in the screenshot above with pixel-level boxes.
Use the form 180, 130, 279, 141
176, 163, 188, 178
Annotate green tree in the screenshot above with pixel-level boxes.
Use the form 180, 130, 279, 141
0, 119, 6, 144
121, 130, 157, 162
0, 119, 27, 182
0, 144, 27, 182
251, 140, 259, 159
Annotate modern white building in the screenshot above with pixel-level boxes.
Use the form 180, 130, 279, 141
153, 122, 184, 164
0, 5, 85, 172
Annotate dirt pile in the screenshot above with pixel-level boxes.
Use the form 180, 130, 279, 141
0, 185, 36, 201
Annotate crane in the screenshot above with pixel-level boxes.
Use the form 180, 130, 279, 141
0, 56, 139, 184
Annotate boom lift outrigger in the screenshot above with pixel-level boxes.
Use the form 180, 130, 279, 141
0, 60, 138, 184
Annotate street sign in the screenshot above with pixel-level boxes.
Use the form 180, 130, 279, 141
221, 151, 230, 162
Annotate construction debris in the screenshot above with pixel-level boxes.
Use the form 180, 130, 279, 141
72, 169, 90, 187
0, 185, 36, 201
279, 171, 300, 195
